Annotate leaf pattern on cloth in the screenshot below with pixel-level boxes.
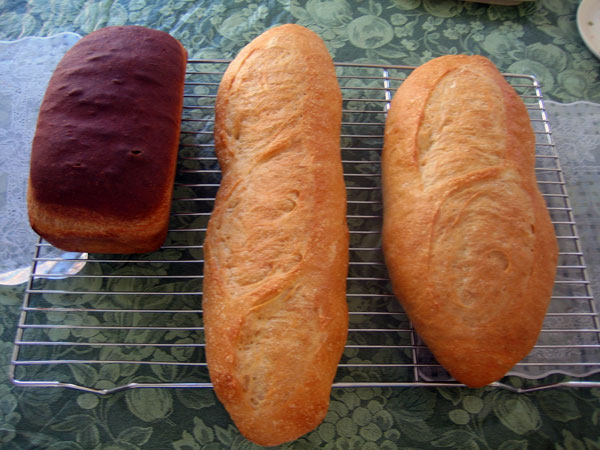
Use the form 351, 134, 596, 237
0, 0, 599, 101
0, 0, 600, 449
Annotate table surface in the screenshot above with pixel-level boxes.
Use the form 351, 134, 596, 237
1, 1, 600, 449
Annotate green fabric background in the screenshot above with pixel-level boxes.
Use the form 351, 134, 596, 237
2, 0, 600, 102
1, 0, 600, 449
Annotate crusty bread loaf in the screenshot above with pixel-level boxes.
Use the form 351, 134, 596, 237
382, 55, 558, 388
28, 26, 187, 254
202, 24, 348, 446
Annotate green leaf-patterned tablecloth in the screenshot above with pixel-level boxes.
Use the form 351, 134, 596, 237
1, 1, 600, 449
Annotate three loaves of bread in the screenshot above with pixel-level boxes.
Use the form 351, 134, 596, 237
27, 24, 557, 447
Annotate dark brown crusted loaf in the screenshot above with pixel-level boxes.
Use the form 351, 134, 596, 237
28, 26, 187, 253
382, 55, 558, 388
203, 24, 348, 446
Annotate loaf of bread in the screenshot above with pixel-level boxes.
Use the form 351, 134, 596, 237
28, 26, 187, 254
202, 24, 348, 446
382, 55, 558, 388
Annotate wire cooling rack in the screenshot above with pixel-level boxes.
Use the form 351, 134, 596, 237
10, 61, 600, 394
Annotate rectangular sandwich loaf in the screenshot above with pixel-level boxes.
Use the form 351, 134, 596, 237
28, 25, 187, 254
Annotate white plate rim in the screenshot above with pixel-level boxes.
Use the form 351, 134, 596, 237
577, 0, 600, 59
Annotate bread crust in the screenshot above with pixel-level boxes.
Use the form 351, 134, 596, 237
28, 25, 187, 253
382, 55, 558, 388
203, 24, 348, 445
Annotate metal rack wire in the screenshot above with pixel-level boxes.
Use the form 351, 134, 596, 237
10, 61, 600, 394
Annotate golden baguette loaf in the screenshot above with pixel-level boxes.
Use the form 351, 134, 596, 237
202, 24, 348, 446
382, 55, 558, 388
28, 26, 187, 253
